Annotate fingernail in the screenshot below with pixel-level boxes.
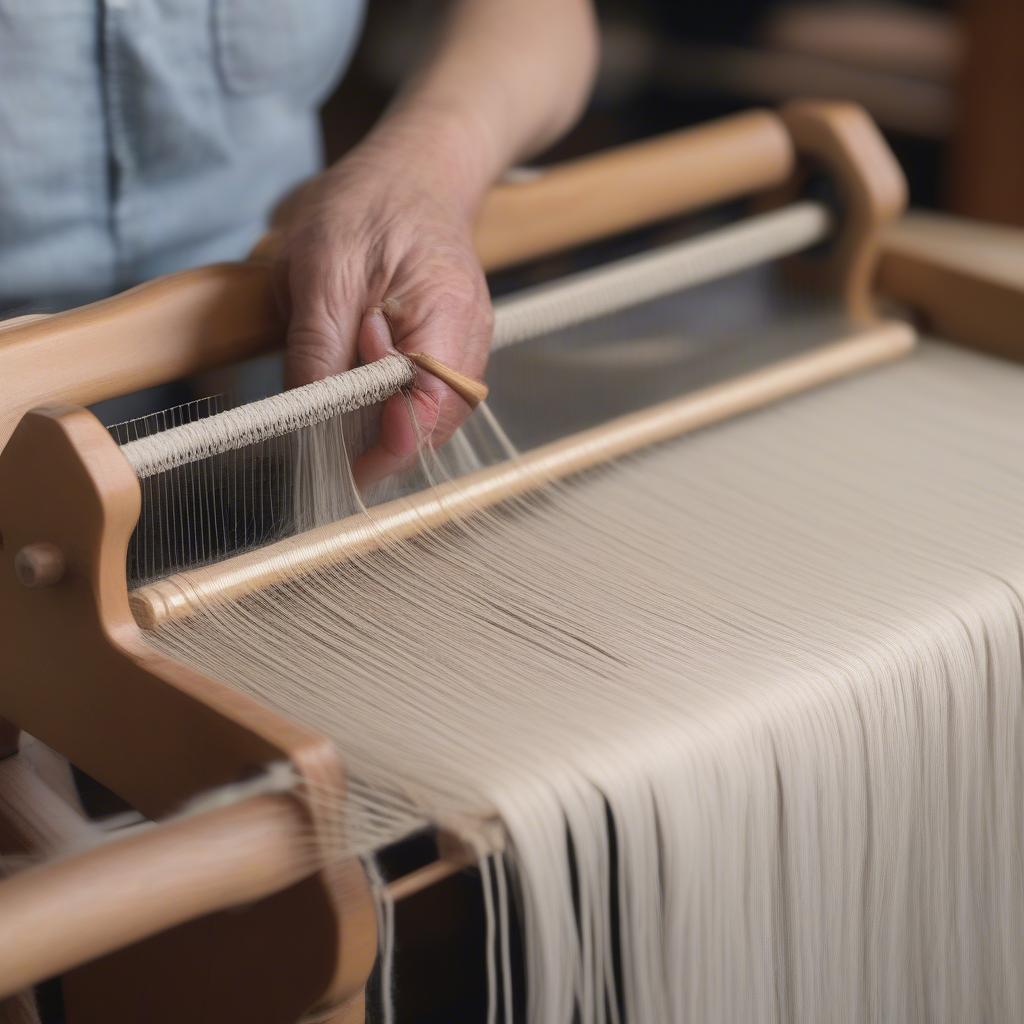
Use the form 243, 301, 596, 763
362, 306, 396, 356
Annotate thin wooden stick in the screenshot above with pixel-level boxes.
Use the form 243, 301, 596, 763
406, 352, 489, 407
131, 322, 915, 629
0, 794, 315, 1001
386, 854, 472, 903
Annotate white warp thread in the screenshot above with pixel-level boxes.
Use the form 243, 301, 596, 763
144, 342, 1024, 1022
121, 354, 415, 479
490, 200, 830, 349
119, 202, 829, 480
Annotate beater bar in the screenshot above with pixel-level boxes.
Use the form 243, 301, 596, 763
118, 202, 831, 480
131, 320, 915, 628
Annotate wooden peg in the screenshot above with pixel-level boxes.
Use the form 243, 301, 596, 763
13, 543, 65, 589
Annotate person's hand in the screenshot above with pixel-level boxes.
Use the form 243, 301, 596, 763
272, 123, 494, 487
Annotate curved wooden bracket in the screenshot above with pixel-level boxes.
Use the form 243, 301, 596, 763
0, 407, 338, 816
776, 100, 907, 319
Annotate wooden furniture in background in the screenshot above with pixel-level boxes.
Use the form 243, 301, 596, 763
949, 0, 1024, 227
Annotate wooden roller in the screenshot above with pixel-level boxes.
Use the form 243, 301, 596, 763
474, 109, 794, 267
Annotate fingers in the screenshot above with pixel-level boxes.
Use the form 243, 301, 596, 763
353, 295, 492, 490
275, 200, 492, 489
352, 389, 445, 491
352, 305, 447, 490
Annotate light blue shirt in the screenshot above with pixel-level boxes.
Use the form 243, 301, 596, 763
0, 0, 365, 314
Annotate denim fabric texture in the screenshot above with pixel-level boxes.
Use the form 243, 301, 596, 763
0, 0, 364, 314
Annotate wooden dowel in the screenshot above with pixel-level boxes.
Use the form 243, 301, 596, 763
131, 321, 915, 629
120, 205, 831, 481
386, 854, 473, 904
0, 793, 316, 1000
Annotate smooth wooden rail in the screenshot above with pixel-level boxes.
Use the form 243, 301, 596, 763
0, 263, 280, 454
474, 109, 794, 268
0, 793, 315, 1001
132, 321, 915, 629
0, 754, 477, 1004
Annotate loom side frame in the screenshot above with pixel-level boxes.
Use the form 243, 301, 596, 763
0, 406, 377, 1022
0, 102, 909, 1022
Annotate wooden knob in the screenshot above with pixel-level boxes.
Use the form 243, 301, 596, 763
14, 543, 66, 588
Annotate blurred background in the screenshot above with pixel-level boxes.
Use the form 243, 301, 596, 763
324, 0, 1022, 228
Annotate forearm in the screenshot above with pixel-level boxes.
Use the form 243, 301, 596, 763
340, 0, 599, 220
278, 0, 597, 448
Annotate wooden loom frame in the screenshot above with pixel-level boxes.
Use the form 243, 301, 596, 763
0, 100, 1003, 1023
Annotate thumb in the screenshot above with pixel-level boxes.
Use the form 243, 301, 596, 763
352, 303, 450, 489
